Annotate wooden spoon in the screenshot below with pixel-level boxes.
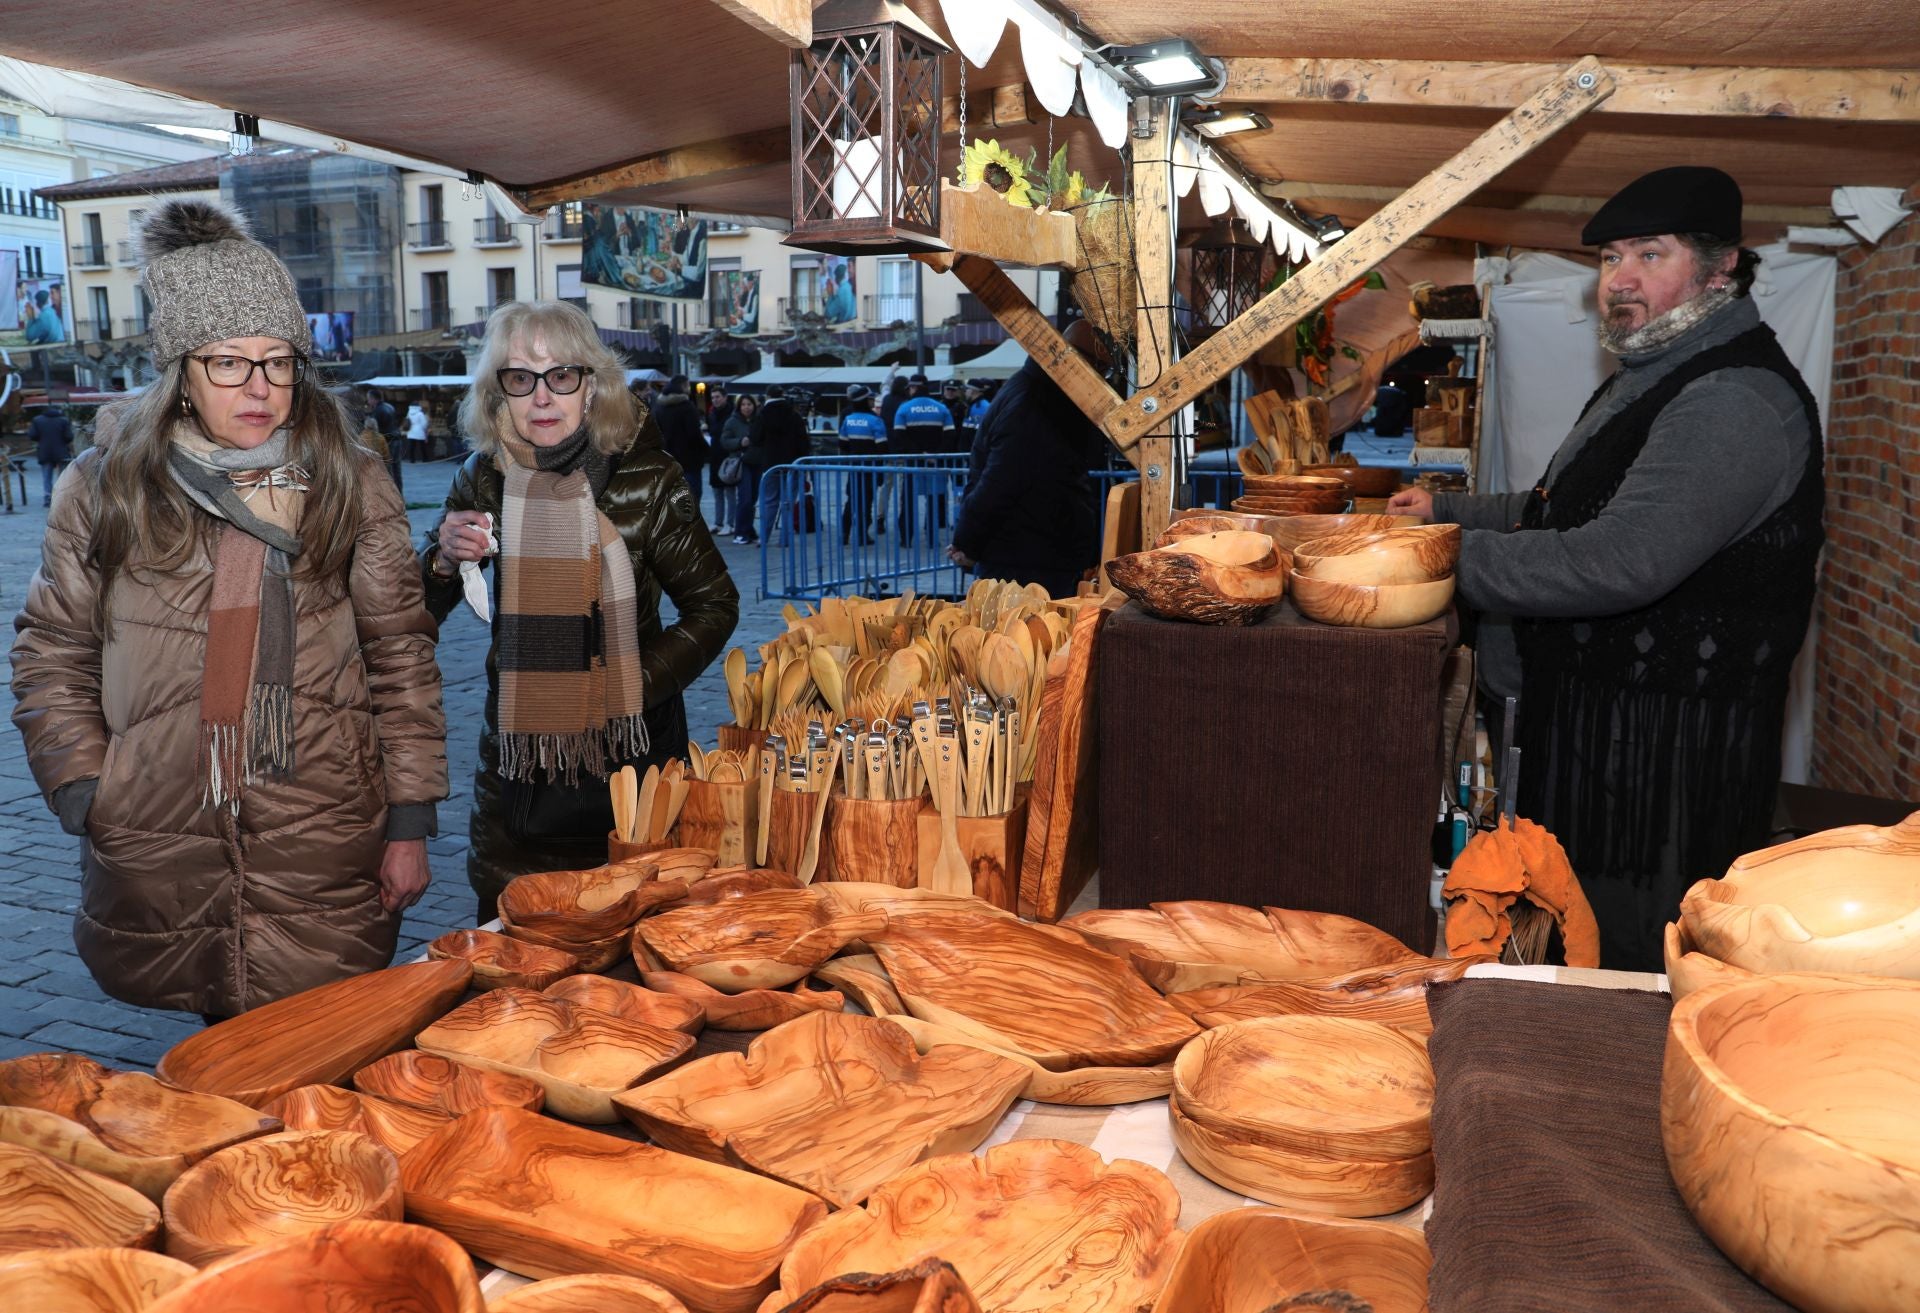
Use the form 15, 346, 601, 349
724, 649, 749, 727
635, 765, 660, 839
930, 735, 970, 896
796, 740, 841, 885
810, 647, 847, 721
610, 765, 636, 844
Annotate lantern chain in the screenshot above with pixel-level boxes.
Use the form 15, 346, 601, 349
956, 58, 967, 184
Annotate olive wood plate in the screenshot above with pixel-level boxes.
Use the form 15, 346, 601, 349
155, 959, 474, 1108
499, 905, 628, 974
257, 1084, 451, 1156
1168, 955, 1489, 1037
637, 890, 888, 993
428, 929, 580, 992
489, 1273, 692, 1313
0, 1246, 196, 1313
543, 974, 706, 1035
809, 883, 1016, 923
774, 1260, 980, 1313
0, 1143, 161, 1255
808, 954, 905, 1017
639, 972, 846, 1032
1169, 1091, 1432, 1217
160, 1129, 402, 1267
758, 1140, 1182, 1313
655, 867, 804, 912
1063, 901, 1424, 993
142, 1219, 486, 1313
401, 1105, 828, 1313
614, 1012, 1028, 1208
882, 1013, 1175, 1106
1150, 1205, 1430, 1313
499, 857, 669, 944
0, 1053, 279, 1200
352, 1049, 547, 1117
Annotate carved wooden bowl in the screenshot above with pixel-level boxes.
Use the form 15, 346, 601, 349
351, 1049, 546, 1117
415, 988, 696, 1123
257, 1084, 450, 1156
1063, 901, 1424, 993
1303, 463, 1404, 499
636, 889, 888, 993
810, 954, 906, 1017
0, 1143, 161, 1255
499, 858, 669, 944
1678, 812, 1920, 980
1106, 530, 1285, 626
810, 882, 1015, 923
639, 971, 847, 1032
1662, 920, 1754, 1002
1169, 1091, 1433, 1216
1291, 570, 1455, 629
142, 1219, 486, 1313
758, 1140, 1182, 1313
544, 974, 706, 1034
1293, 524, 1462, 586
1663, 973, 1920, 1313
1242, 473, 1349, 496
884, 1012, 1177, 1107
1151, 1205, 1430, 1313
1266, 512, 1420, 553
1169, 955, 1489, 1036
489, 1274, 692, 1313
775, 1260, 979, 1313
0, 1246, 196, 1313
657, 866, 804, 911
160, 1129, 402, 1267
0, 1054, 278, 1199
428, 929, 580, 992
499, 904, 629, 973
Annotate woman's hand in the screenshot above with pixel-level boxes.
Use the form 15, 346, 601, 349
1386, 488, 1435, 522
377, 839, 431, 913
436, 511, 493, 569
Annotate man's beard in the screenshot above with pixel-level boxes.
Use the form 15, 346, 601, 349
1596, 281, 1737, 355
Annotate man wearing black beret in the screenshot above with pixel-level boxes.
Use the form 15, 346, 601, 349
1391, 166, 1824, 970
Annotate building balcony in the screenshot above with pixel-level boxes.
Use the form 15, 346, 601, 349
620, 300, 666, 330
72, 318, 107, 342
543, 211, 584, 241
71, 243, 109, 269
779, 294, 824, 325
2, 195, 57, 220
116, 240, 140, 265
121, 316, 150, 337
476, 301, 518, 322
406, 221, 452, 251
411, 305, 454, 331
473, 217, 521, 247
863, 293, 917, 327
955, 293, 996, 324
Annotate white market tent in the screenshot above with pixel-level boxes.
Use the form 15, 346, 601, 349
729, 339, 1031, 392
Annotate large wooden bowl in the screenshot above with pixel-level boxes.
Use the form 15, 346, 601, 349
810, 954, 906, 1017
1303, 463, 1404, 499
543, 974, 706, 1034
1231, 494, 1347, 516
499, 904, 629, 973
1678, 813, 1920, 980
429, 929, 580, 992
656, 867, 804, 912
160, 1129, 401, 1267
1106, 530, 1285, 626
1168, 954, 1488, 1036
1292, 524, 1462, 586
352, 1049, 546, 1117
1151, 1206, 1430, 1313
1662, 920, 1754, 1002
639, 971, 846, 1032
1663, 973, 1920, 1313
0, 1247, 196, 1313
1291, 570, 1455, 629
1267, 512, 1420, 553
1169, 1091, 1433, 1216
1241, 473, 1349, 496
499, 858, 669, 944
489, 1274, 692, 1313
775, 1261, 979, 1313
0, 1054, 278, 1200
0, 1144, 161, 1255
637, 889, 888, 993
142, 1220, 485, 1313
415, 988, 696, 1123
1063, 901, 1423, 993
257, 1084, 450, 1156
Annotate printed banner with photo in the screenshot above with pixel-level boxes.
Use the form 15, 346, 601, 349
710, 269, 761, 333
582, 204, 708, 302
306, 310, 353, 362
820, 254, 856, 327
0, 265, 68, 348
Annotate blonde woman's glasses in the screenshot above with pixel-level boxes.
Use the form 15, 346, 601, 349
496, 365, 591, 397
186, 353, 307, 387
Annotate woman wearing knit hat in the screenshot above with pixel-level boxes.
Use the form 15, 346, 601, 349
10, 198, 447, 1019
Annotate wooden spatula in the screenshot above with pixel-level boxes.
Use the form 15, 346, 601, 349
930, 734, 969, 896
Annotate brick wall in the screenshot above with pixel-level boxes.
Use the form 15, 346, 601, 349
1811, 208, 1920, 800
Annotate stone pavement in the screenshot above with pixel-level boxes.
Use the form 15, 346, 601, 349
0, 457, 788, 1070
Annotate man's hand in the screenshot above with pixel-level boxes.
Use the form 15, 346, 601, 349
946, 544, 975, 570
1386, 488, 1435, 522
377, 839, 431, 913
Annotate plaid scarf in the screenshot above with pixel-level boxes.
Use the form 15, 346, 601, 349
494, 427, 647, 783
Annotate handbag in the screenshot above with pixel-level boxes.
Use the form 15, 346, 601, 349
718, 453, 745, 486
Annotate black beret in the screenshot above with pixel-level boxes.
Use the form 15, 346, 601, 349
1582, 166, 1743, 246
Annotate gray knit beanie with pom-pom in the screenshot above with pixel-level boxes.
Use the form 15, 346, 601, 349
137, 196, 311, 366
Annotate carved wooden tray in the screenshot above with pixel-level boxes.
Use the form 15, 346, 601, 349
427, 928, 579, 991
637, 890, 888, 993
402, 1105, 827, 1313
659, 867, 804, 911
499, 857, 671, 944
156, 959, 473, 1107
810, 883, 1015, 923
883, 1013, 1175, 1107
614, 1012, 1028, 1209
1664, 974, 1920, 1313
1062, 901, 1423, 993
544, 974, 706, 1034
142, 1219, 486, 1313
758, 1140, 1182, 1313
1168, 955, 1487, 1037
1151, 1206, 1431, 1313
0, 1142, 161, 1255
257, 1084, 450, 1156
0, 1053, 279, 1200
775, 1260, 980, 1313
639, 972, 846, 1032
416, 989, 696, 1124
352, 1049, 547, 1117
0, 1246, 196, 1312
1169, 1091, 1432, 1217
809, 954, 905, 1017
490, 1274, 692, 1313
160, 1129, 402, 1267
867, 911, 1199, 1070
500, 904, 629, 974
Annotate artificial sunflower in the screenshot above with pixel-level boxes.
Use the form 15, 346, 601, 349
962, 139, 1036, 208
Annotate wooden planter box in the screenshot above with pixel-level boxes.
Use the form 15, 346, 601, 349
923, 181, 1078, 273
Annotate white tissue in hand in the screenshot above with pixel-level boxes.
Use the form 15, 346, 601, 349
459, 512, 497, 622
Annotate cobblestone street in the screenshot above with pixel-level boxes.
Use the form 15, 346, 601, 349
0, 456, 786, 1068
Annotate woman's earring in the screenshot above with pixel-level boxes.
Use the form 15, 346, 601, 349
179, 394, 193, 417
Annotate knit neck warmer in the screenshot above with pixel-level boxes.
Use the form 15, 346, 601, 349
1598, 283, 1740, 358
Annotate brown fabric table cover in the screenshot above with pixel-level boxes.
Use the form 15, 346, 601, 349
1096, 598, 1454, 949
1425, 978, 1794, 1313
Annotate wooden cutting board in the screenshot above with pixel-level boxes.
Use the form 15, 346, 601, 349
1028, 600, 1111, 922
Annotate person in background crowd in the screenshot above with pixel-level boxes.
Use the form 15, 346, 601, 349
892, 380, 956, 546
405, 399, 430, 462
714, 392, 755, 538
964, 377, 994, 432
12, 197, 446, 1018
650, 373, 708, 511
704, 383, 733, 533
24, 288, 63, 344
880, 374, 910, 434
358, 418, 391, 467
739, 384, 810, 546
950, 319, 1107, 599
422, 301, 738, 919
365, 385, 403, 487
30, 403, 72, 508
939, 379, 968, 449
838, 383, 887, 546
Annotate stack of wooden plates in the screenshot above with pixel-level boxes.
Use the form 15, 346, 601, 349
1233, 473, 1351, 517
1291, 525, 1459, 629
1303, 463, 1403, 499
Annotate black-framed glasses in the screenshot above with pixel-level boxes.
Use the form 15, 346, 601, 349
496, 365, 592, 397
187, 353, 307, 388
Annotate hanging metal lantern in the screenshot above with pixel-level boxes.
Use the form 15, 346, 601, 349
1183, 217, 1272, 332
786, 0, 950, 256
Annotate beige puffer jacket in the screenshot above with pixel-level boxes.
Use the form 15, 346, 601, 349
10, 450, 447, 1015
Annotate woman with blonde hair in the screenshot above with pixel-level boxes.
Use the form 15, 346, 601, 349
11, 198, 447, 1019
423, 300, 738, 916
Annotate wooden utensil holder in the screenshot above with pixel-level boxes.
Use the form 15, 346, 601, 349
675, 778, 756, 867
716, 723, 768, 757
821, 795, 922, 887
607, 832, 679, 865
917, 797, 1028, 910
764, 787, 814, 873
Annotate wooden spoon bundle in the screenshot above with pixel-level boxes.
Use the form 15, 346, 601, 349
610, 762, 688, 845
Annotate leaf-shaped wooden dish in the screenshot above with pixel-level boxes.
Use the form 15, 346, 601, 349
809, 883, 1015, 923
1063, 901, 1424, 993
257, 1084, 450, 1156
500, 904, 629, 974
1151, 1206, 1431, 1313
352, 1049, 547, 1117
614, 1012, 1028, 1209
0, 1053, 279, 1200
1664, 973, 1920, 1313
656, 867, 804, 913
156, 959, 473, 1107
500, 858, 674, 944
160, 1129, 402, 1267
142, 1219, 485, 1313
543, 974, 706, 1034
489, 1274, 691, 1313
1168, 955, 1488, 1037
402, 1106, 827, 1313
809, 954, 905, 1017
867, 911, 1199, 1070
0, 1246, 196, 1313
0, 1144, 161, 1255
428, 929, 580, 992
1169, 1090, 1433, 1217
638, 890, 888, 993
415, 989, 695, 1123
639, 972, 846, 1032
775, 1260, 980, 1313
883, 1013, 1175, 1106
759, 1140, 1182, 1313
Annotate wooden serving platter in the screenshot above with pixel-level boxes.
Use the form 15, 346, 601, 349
658, 867, 804, 911
639, 972, 846, 1032
808, 954, 906, 1018
883, 1013, 1175, 1107
160, 1129, 403, 1267
543, 974, 706, 1035
614, 1012, 1028, 1209
867, 911, 1199, 1070
257, 1084, 451, 1156
499, 857, 671, 943
156, 959, 473, 1107
1151, 1206, 1431, 1313
0, 1053, 279, 1199
500, 905, 629, 973
637, 890, 886, 993
142, 1219, 486, 1313
0, 1245, 196, 1312
809, 883, 1014, 923
775, 1260, 980, 1313
1063, 901, 1424, 992
402, 1106, 828, 1313
352, 1049, 547, 1117
416, 989, 695, 1124
428, 928, 580, 992
1019, 602, 1109, 922
1168, 955, 1488, 1036
0, 1142, 161, 1255
488, 1273, 691, 1313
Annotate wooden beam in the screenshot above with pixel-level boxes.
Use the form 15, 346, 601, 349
1132, 100, 1178, 547
1221, 57, 1920, 122
940, 84, 1037, 137
702, 0, 810, 48
1266, 182, 1835, 227
1102, 56, 1616, 451
519, 127, 790, 209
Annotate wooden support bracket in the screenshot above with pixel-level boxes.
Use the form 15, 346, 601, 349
520, 127, 790, 209
701, 0, 811, 48
1101, 55, 1617, 451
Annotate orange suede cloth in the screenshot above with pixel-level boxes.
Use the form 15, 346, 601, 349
1442, 816, 1601, 967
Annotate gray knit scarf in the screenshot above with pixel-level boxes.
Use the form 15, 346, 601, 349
1598, 282, 1739, 356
